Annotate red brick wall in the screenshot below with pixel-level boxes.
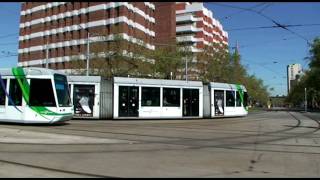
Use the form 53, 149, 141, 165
18, 2, 156, 67
154, 2, 176, 47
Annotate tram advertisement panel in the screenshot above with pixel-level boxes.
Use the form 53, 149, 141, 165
214, 90, 224, 116
73, 85, 95, 117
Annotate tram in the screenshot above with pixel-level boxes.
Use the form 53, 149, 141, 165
0, 67, 74, 124
67, 76, 248, 119
209, 82, 248, 118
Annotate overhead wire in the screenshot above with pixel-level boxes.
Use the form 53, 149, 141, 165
208, 2, 313, 45
219, 2, 267, 22
256, 3, 273, 13
226, 23, 320, 31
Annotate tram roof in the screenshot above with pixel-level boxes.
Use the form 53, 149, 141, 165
0, 67, 66, 77
114, 77, 203, 87
209, 82, 247, 92
67, 76, 101, 83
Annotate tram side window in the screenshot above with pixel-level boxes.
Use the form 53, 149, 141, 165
142, 87, 160, 106
29, 79, 56, 107
163, 88, 180, 107
226, 90, 235, 107
9, 79, 22, 106
244, 92, 248, 107
236, 91, 242, 107
0, 79, 6, 105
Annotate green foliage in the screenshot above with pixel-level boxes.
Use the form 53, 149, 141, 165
207, 46, 269, 106
70, 32, 270, 106
309, 38, 320, 69
286, 37, 320, 109
148, 42, 185, 79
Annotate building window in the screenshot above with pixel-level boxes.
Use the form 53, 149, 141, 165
62, 47, 65, 57
70, 45, 73, 55
116, 7, 120, 17
86, 12, 89, 22
141, 87, 160, 106
77, 45, 81, 53
107, 9, 111, 19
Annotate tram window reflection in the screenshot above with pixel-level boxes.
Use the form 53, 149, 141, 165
236, 91, 242, 107
29, 79, 56, 107
142, 87, 160, 106
163, 88, 180, 107
244, 92, 248, 107
226, 90, 235, 107
0, 79, 6, 105
9, 79, 22, 106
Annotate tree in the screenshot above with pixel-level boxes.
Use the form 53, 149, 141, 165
148, 41, 186, 79
69, 27, 155, 79
286, 37, 320, 110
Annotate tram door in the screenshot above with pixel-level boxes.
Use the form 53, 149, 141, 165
183, 89, 199, 117
214, 90, 224, 116
118, 86, 139, 117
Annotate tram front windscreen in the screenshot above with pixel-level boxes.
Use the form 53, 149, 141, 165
54, 74, 71, 107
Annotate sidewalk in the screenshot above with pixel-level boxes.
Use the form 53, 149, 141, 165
302, 111, 320, 121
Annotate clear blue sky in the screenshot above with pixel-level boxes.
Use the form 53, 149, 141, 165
205, 2, 320, 96
0, 2, 319, 96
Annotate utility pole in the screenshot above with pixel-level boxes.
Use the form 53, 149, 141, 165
45, 42, 49, 69
185, 57, 188, 82
77, 22, 90, 76
86, 31, 90, 76
305, 87, 307, 112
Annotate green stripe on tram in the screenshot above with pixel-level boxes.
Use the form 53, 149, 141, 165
235, 84, 248, 112
12, 67, 71, 116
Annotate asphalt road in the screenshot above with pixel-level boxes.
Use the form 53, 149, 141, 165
0, 111, 319, 177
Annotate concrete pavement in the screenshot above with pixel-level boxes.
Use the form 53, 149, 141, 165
0, 111, 318, 177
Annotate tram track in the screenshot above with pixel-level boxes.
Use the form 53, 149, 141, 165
0, 111, 317, 154
0, 111, 308, 147
0, 112, 302, 144
0, 158, 115, 178
0, 111, 318, 177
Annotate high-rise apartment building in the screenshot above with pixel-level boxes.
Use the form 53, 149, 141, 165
175, 2, 228, 51
17, 2, 228, 80
18, 2, 156, 70
287, 63, 303, 94
175, 2, 229, 80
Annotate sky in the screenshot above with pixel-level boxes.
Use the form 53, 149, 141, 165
205, 2, 320, 96
0, 2, 319, 96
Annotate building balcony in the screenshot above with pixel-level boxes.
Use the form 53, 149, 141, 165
178, 45, 203, 53
176, 25, 201, 33
176, 14, 198, 23
176, 35, 200, 42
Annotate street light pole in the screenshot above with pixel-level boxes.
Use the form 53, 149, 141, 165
86, 31, 90, 76
305, 87, 307, 112
78, 23, 90, 76
45, 41, 49, 69
185, 57, 188, 82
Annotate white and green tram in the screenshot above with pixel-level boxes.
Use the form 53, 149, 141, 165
0, 67, 73, 124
